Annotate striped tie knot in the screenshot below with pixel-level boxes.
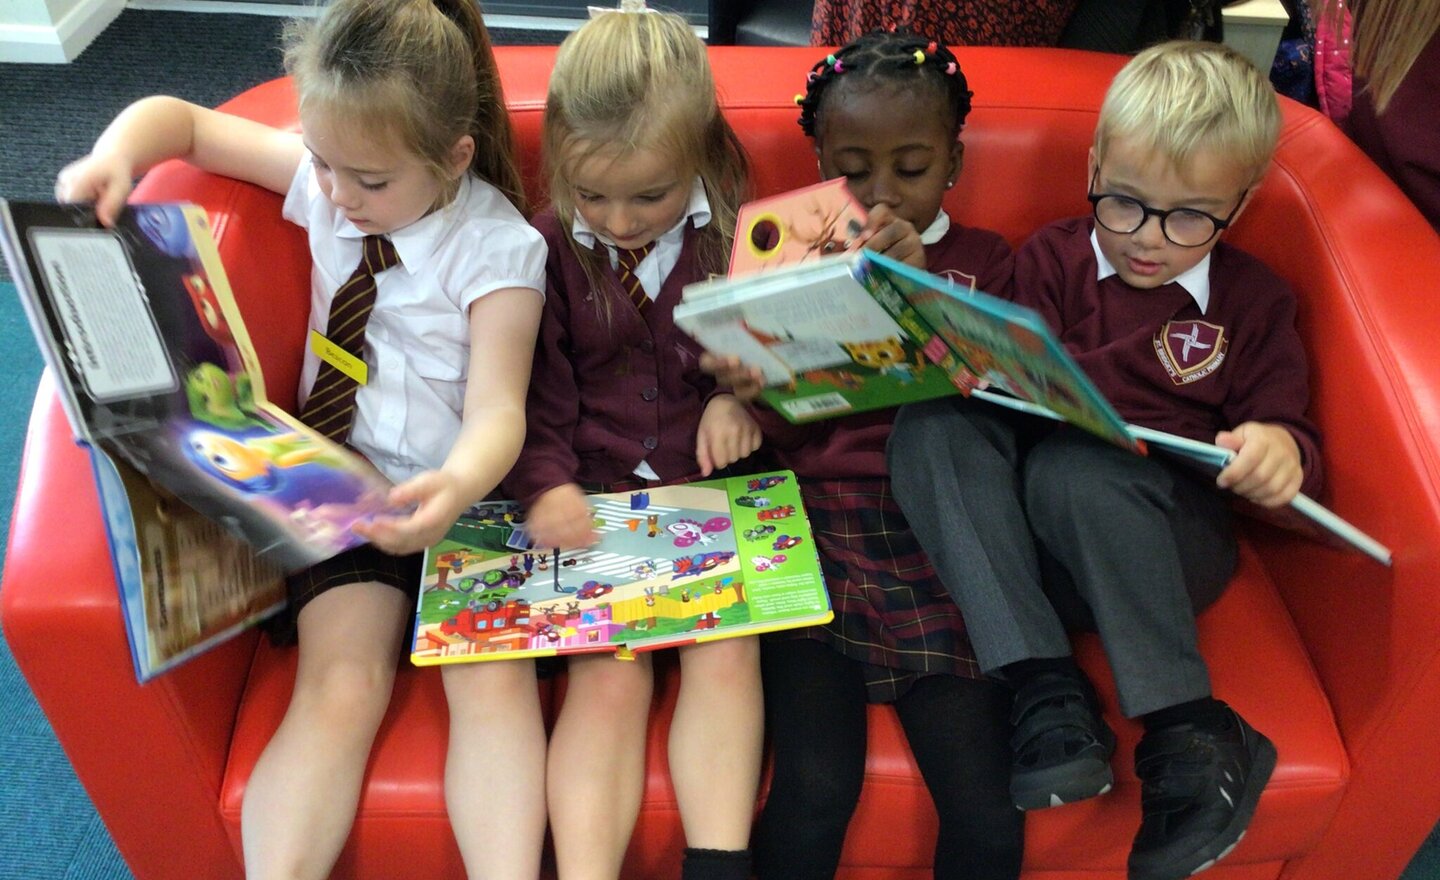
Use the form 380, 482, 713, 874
299, 234, 401, 443
615, 243, 653, 311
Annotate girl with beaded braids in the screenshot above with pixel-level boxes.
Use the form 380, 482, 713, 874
57, 0, 550, 877
500, 6, 762, 880
708, 28, 1022, 880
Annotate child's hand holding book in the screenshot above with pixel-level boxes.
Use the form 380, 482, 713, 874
1214, 422, 1304, 509
526, 482, 599, 551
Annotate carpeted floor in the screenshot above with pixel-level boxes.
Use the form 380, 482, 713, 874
2, 7, 1438, 880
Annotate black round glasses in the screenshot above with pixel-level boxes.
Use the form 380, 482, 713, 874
1087, 171, 1248, 248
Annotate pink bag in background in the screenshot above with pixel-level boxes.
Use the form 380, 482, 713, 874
1314, 1, 1354, 123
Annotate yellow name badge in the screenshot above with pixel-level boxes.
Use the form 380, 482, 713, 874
309, 329, 368, 385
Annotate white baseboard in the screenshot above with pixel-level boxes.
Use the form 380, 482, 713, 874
0, 0, 126, 63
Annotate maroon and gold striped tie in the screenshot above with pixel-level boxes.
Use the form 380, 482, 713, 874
299, 234, 400, 443
615, 244, 653, 312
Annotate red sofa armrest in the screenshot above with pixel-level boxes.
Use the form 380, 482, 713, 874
1, 375, 253, 880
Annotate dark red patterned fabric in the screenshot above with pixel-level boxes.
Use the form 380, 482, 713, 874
778, 476, 982, 703
812, 0, 1081, 48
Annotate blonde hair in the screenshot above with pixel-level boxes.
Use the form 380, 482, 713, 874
1313, 0, 1440, 113
284, 0, 527, 214
1094, 40, 1281, 185
542, 10, 750, 315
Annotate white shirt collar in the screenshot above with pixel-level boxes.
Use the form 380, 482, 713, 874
919, 210, 951, 246
334, 174, 475, 273
1090, 228, 1211, 313
571, 177, 711, 250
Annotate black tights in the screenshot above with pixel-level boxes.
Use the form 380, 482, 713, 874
753, 639, 1023, 880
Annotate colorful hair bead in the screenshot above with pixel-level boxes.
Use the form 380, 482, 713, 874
926, 41, 938, 53
794, 93, 805, 105
913, 50, 926, 64
833, 60, 844, 72
807, 71, 819, 82
946, 61, 957, 75
826, 54, 837, 65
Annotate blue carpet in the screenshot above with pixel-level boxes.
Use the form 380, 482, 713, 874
0, 280, 131, 878
0, 278, 132, 878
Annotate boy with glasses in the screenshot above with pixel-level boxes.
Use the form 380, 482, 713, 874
887, 41, 1321, 880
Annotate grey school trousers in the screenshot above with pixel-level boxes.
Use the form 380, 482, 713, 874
886, 397, 1238, 718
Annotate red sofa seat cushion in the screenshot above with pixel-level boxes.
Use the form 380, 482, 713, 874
220, 544, 1345, 877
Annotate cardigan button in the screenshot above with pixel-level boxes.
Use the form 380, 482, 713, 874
643, 436, 659, 450
641, 386, 658, 401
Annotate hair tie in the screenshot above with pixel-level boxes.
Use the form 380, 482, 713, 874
913, 50, 926, 64
946, 61, 957, 75
587, 0, 650, 16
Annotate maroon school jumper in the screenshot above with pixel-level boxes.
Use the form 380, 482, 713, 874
503, 209, 717, 507
762, 221, 1015, 701
1346, 28, 1440, 232
1014, 217, 1323, 497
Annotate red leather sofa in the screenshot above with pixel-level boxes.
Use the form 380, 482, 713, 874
5, 45, 1440, 880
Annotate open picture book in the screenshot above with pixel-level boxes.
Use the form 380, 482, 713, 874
411, 470, 833, 665
0, 200, 398, 680
674, 248, 1391, 565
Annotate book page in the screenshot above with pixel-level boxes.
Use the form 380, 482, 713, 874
411, 471, 831, 665
27, 228, 176, 402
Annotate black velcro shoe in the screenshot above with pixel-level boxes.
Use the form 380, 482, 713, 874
1128, 708, 1277, 880
1009, 672, 1118, 810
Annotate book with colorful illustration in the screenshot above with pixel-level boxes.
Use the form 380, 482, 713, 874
728, 178, 869, 277
411, 470, 832, 665
676, 248, 1390, 564
1, 199, 398, 679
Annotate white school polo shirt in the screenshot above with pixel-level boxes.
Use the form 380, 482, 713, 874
283, 158, 546, 484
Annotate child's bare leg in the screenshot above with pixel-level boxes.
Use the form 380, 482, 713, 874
548, 652, 654, 879
443, 659, 547, 880
241, 582, 410, 880
671, 636, 762, 849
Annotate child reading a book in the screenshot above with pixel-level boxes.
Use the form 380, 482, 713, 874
498, 7, 761, 879
712, 30, 1024, 880
886, 41, 1322, 880
55, 1, 550, 877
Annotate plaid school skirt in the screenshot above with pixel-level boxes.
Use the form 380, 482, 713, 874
265, 543, 424, 646
779, 476, 983, 703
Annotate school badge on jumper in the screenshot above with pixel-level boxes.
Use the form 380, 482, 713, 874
1154, 320, 1226, 385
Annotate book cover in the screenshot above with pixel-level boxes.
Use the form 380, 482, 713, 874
727, 178, 869, 278
675, 256, 970, 423
411, 470, 833, 665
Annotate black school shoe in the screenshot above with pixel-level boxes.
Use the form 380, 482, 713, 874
1009, 672, 1118, 810
1128, 708, 1277, 880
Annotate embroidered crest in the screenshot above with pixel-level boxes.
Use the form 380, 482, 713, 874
1154, 320, 1226, 384
937, 268, 978, 295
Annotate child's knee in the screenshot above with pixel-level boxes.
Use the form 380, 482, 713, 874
291, 659, 396, 727
681, 636, 758, 677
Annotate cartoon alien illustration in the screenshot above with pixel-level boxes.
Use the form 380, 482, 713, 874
184, 363, 261, 430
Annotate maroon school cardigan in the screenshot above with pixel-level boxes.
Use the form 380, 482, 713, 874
1346, 28, 1440, 232
1013, 216, 1323, 497
503, 209, 718, 507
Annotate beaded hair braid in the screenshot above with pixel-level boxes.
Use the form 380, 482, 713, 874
795, 29, 974, 139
